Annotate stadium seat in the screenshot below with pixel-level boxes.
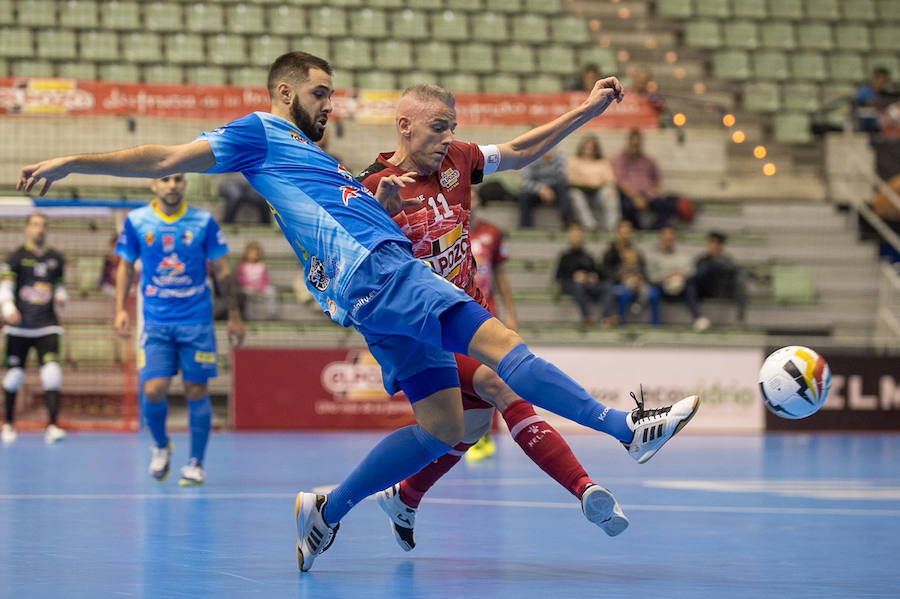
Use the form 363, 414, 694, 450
374, 40, 414, 71
291, 36, 329, 60
842, 0, 878, 21
0, 57, 7, 75
332, 38, 373, 70
268, 6, 306, 36
355, 70, 397, 90
430, 10, 470, 42
550, 15, 590, 44
877, 0, 900, 21
368, 0, 404, 7
781, 82, 821, 112
392, 9, 429, 41
186, 3, 225, 34
656, 0, 692, 19
165, 33, 205, 65
723, 21, 759, 50
456, 42, 495, 74
769, 0, 803, 20
79, 31, 119, 62
57, 61, 98, 80
484, 0, 522, 14
713, 50, 751, 80
578, 47, 617, 73
99, 63, 140, 82
790, 52, 828, 82
796, 23, 833, 51
60, 0, 99, 29
524, 73, 561, 93
685, 20, 722, 50
441, 72, 480, 92
472, 12, 508, 42
350, 8, 388, 39
397, 70, 438, 89
525, 0, 562, 14
0, 1, 12, 26
872, 25, 900, 51
36, 30, 77, 60
774, 112, 812, 143
17, 0, 56, 27
742, 82, 780, 112
733, 0, 767, 19
188, 65, 227, 86
11, 59, 54, 77
805, 0, 841, 21
230, 66, 265, 87
308, 6, 348, 37
511, 13, 549, 44
408, 0, 443, 8
249, 35, 289, 67
226, 3, 266, 35
760, 22, 796, 50
100, 2, 141, 31
828, 53, 866, 82
415, 40, 455, 72
143, 64, 184, 83
482, 72, 520, 93
121, 32, 163, 64
145, 3, 185, 33
868, 54, 900, 79
537, 45, 576, 74
771, 266, 815, 304
497, 43, 535, 74
208, 34, 247, 67
695, 0, 729, 18
835, 24, 871, 51
447, 0, 483, 10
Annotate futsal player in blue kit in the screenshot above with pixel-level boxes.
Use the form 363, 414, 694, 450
114, 173, 245, 486
18, 52, 699, 570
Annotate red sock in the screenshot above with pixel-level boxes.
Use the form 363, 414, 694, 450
503, 400, 594, 499
399, 441, 474, 509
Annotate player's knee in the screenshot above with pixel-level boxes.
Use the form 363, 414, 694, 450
3, 367, 25, 392
423, 417, 465, 447
143, 380, 169, 403
472, 366, 518, 410
185, 383, 209, 401
39, 362, 62, 390
461, 408, 493, 443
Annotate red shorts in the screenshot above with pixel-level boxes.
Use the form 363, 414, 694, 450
456, 353, 494, 410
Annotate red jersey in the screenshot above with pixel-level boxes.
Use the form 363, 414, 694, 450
359, 141, 495, 309
469, 219, 508, 316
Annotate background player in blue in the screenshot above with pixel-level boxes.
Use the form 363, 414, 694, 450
17, 51, 699, 571
114, 173, 245, 486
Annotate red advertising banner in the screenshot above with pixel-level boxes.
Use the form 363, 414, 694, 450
231, 347, 416, 430
0, 77, 659, 129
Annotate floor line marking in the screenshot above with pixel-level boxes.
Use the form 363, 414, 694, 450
214, 571, 261, 584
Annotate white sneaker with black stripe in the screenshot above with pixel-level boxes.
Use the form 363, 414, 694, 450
623, 388, 700, 464
377, 484, 417, 551
295, 492, 340, 572
581, 484, 629, 536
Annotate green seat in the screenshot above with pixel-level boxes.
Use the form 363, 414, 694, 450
456, 42, 495, 74
868, 54, 900, 80
497, 43, 535, 74
742, 82, 780, 112
291, 36, 329, 60
835, 24, 871, 51
713, 50, 751, 80
17, 0, 55, 27
0, 1, 12, 25
60, 0, 99, 29
143, 64, 184, 83
781, 82, 821, 112
447, 0, 484, 10
551, 15, 590, 44
695, 0, 729, 18
578, 46, 617, 73
524, 73, 561, 93
350, 8, 388, 39
512, 13, 549, 43
774, 112, 812, 143
408, 0, 442, 8
186, 4, 224, 33
790, 52, 827, 82
733, 0, 766, 19
57, 62, 98, 80
430, 10, 470, 42
122, 32, 163, 63
797, 23, 833, 51
79, 31, 119, 62
396, 70, 438, 89
11, 59, 54, 77
806, 0, 841, 20
308, 6, 347, 37
355, 70, 397, 90
771, 266, 815, 304
472, 12, 508, 42
769, 0, 803, 20
230, 66, 265, 87
872, 25, 900, 51
268, 6, 305, 36
828, 53, 866, 82
482, 72, 519, 93
249, 35, 289, 67
441, 72, 480, 92
392, 9, 429, 41
37, 30, 76, 60
877, 0, 900, 21
656, 0, 692, 19
484, 0, 522, 13
842, 0, 878, 21
188, 65, 227, 86
145, 3, 184, 33
537, 45, 576, 74
332, 38, 373, 70
227, 3, 266, 35
165, 33, 205, 65
100, 2, 141, 31
723, 21, 759, 49
760, 22, 795, 49
415, 40, 454, 72
208, 34, 247, 66
368, 0, 404, 7
685, 20, 722, 50
99, 63, 140, 82
374, 40, 413, 71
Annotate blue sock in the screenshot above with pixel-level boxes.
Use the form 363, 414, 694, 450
142, 396, 169, 449
324, 425, 451, 525
497, 343, 633, 442
188, 396, 212, 465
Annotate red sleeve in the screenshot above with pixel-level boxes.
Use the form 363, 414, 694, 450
456, 142, 486, 185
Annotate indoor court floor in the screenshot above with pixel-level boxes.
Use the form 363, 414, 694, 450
1, 431, 897, 598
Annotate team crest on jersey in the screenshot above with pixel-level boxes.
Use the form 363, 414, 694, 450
145, 231, 155, 246
33, 262, 47, 278
439, 168, 460, 191
307, 255, 330, 292
290, 131, 309, 144
182, 230, 194, 246
163, 233, 175, 253
340, 185, 361, 206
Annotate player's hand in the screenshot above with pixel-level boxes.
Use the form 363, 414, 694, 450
227, 312, 245, 347
18, 156, 74, 197
584, 77, 625, 117
4, 308, 21, 325
538, 185, 556, 203
374, 171, 418, 214
114, 309, 131, 338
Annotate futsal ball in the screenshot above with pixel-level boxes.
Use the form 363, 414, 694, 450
758, 346, 831, 419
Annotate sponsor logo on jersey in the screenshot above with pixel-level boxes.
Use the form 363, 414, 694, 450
194, 351, 217, 364
325, 298, 338, 320
145, 284, 158, 297
340, 185, 361, 206
157, 253, 185, 277
307, 255, 330, 292
293, 239, 309, 261
337, 164, 355, 182
145, 231, 155, 246
427, 223, 469, 281
162, 233, 175, 253
290, 131, 309, 144
20, 282, 52, 305
182, 230, 194, 246
33, 262, 47, 278
439, 167, 460, 191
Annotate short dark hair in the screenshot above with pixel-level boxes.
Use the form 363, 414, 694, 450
267, 52, 333, 99
708, 231, 727, 244
873, 67, 890, 78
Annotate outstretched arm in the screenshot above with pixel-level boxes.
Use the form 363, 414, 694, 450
18, 141, 216, 196
495, 78, 625, 172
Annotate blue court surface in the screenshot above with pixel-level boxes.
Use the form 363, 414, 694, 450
1, 431, 898, 598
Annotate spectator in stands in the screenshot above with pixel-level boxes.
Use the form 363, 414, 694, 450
237, 241, 278, 320
645, 226, 698, 325
555, 223, 613, 328
599, 219, 637, 280
686, 231, 747, 331
219, 173, 271, 225
614, 246, 660, 324
566, 135, 619, 231
567, 64, 601, 92
612, 129, 678, 229
99, 232, 120, 297
518, 149, 572, 228
856, 67, 893, 134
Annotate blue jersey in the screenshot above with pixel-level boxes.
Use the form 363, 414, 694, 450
116, 202, 229, 325
197, 112, 411, 325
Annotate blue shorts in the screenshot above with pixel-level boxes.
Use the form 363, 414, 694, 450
139, 322, 218, 384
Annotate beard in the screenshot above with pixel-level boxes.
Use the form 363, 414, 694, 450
290, 96, 324, 142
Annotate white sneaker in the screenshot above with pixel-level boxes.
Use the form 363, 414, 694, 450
692, 316, 711, 332
44, 424, 66, 444
295, 492, 340, 572
581, 484, 629, 536
2, 423, 17, 444
178, 458, 205, 486
149, 442, 173, 481
623, 388, 700, 464
376, 483, 417, 551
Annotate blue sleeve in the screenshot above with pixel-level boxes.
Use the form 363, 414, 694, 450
204, 216, 229, 261
115, 217, 140, 263
196, 113, 268, 174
